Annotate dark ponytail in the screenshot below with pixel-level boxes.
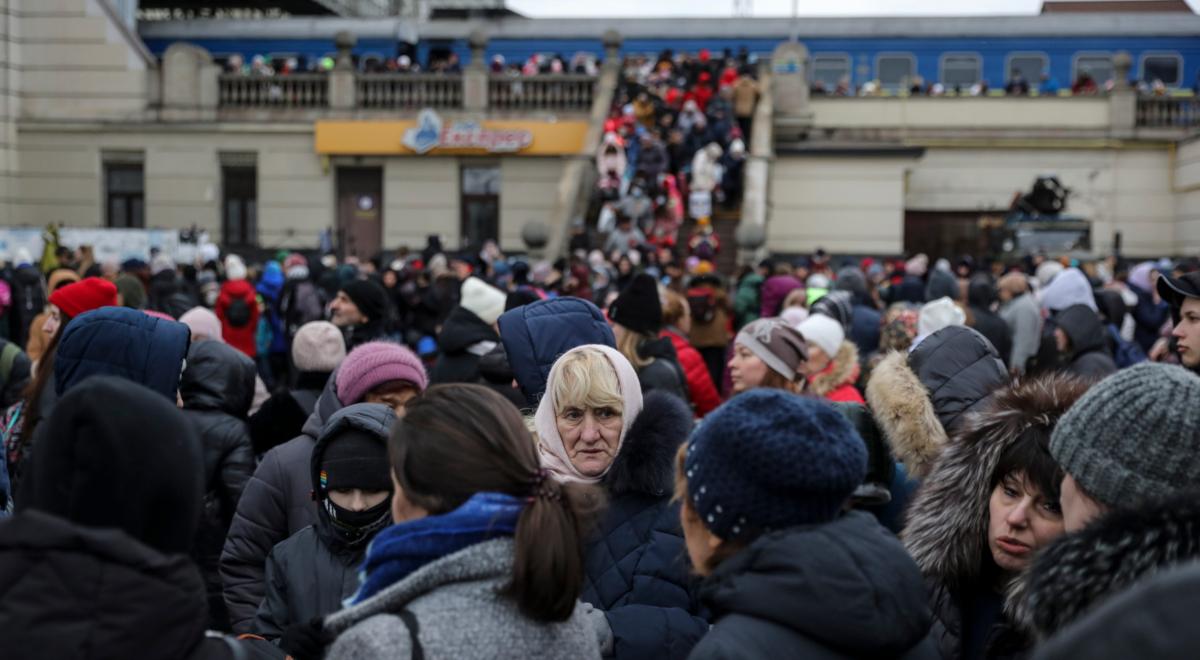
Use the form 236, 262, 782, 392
389, 384, 603, 623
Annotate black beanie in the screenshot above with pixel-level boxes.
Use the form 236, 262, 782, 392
320, 428, 392, 492
23, 376, 203, 555
506, 289, 540, 312
609, 273, 663, 335
341, 279, 389, 323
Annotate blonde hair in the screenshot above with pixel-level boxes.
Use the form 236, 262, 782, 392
550, 347, 626, 416
616, 328, 654, 369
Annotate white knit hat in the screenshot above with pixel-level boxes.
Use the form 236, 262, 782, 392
797, 314, 845, 357
224, 254, 247, 281
459, 277, 507, 326
291, 321, 347, 373
918, 297, 966, 337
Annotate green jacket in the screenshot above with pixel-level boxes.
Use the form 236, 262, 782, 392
733, 273, 764, 331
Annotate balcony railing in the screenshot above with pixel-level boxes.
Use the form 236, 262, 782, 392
357, 73, 463, 109
488, 75, 595, 112
219, 74, 329, 109
1137, 97, 1200, 128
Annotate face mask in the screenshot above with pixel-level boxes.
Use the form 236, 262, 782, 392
324, 496, 392, 546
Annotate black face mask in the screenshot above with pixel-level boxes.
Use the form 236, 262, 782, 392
323, 496, 392, 547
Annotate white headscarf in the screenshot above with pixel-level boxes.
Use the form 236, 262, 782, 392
534, 344, 644, 484
1040, 267, 1097, 313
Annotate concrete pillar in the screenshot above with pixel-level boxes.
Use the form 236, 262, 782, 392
161, 43, 217, 120
463, 29, 489, 112
602, 29, 622, 69
331, 31, 357, 110
1109, 51, 1135, 138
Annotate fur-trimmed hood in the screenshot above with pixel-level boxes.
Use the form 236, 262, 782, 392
902, 374, 1091, 591
602, 390, 692, 498
809, 341, 860, 397
1014, 489, 1200, 640
865, 326, 1008, 479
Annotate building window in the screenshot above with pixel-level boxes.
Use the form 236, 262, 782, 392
105, 163, 144, 229
1007, 53, 1047, 83
222, 166, 257, 247
811, 54, 851, 92
877, 54, 915, 91
461, 165, 500, 250
1074, 54, 1114, 85
941, 54, 982, 88
1142, 54, 1182, 86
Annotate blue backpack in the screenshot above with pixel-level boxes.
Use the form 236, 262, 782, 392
1108, 324, 1147, 369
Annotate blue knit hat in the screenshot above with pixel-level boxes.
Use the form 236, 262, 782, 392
684, 390, 868, 540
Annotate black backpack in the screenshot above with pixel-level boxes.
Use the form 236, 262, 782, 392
225, 296, 252, 328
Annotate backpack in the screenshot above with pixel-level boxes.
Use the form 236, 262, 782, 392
687, 287, 717, 324
1107, 324, 1147, 369
225, 296, 252, 328
283, 281, 325, 337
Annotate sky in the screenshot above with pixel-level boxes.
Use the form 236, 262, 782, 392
506, 0, 1199, 17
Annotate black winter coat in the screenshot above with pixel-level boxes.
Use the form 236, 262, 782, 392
969, 307, 1014, 369
221, 371, 342, 633
181, 340, 258, 632
478, 344, 530, 411
253, 404, 393, 640
247, 371, 329, 456
429, 306, 499, 385
690, 512, 938, 660
0, 510, 235, 660
635, 336, 690, 404
1053, 305, 1117, 380
7, 265, 44, 348
581, 392, 708, 660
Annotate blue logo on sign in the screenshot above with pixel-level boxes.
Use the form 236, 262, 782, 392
403, 109, 443, 154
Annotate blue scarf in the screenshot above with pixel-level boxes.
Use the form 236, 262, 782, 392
348, 492, 524, 605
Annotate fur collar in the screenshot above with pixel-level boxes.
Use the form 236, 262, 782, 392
602, 391, 692, 498
902, 375, 1090, 593
865, 351, 946, 480
1014, 489, 1200, 640
809, 341, 860, 397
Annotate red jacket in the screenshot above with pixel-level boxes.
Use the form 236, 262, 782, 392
662, 328, 722, 417
808, 341, 865, 404
216, 279, 259, 359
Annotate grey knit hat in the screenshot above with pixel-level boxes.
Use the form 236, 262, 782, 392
1050, 363, 1200, 508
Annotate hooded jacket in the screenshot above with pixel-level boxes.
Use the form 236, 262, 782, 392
901, 375, 1090, 660
634, 336, 690, 403
498, 298, 616, 404
254, 403, 394, 641
1052, 305, 1117, 380
221, 370, 343, 633
180, 340, 257, 630
866, 326, 1009, 480
836, 269, 883, 356
0, 376, 234, 659
216, 278, 259, 359
581, 391, 709, 660
430, 305, 498, 385
968, 278, 1013, 368
54, 306, 191, 400
1016, 490, 1200, 643
477, 344, 529, 411
690, 512, 938, 660
809, 341, 865, 404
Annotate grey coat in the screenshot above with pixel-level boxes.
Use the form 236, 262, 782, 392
220, 372, 343, 633
999, 293, 1042, 374
324, 538, 600, 660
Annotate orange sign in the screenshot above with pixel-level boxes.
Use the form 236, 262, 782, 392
315, 114, 589, 156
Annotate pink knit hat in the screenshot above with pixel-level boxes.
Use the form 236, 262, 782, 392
336, 341, 428, 404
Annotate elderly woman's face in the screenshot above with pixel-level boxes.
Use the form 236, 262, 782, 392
556, 403, 624, 477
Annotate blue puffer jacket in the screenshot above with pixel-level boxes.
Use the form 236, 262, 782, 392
498, 297, 616, 404
582, 391, 708, 660
54, 306, 191, 400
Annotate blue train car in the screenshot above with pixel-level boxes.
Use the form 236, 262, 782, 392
139, 13, 1200, 90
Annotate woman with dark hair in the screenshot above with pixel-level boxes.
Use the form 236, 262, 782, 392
901, 374, 1090, 660
320, 384, 603, 658
2, 277, 117, 497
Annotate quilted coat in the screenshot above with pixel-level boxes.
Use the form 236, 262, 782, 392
581, 391, 708, 660
498, 297, 616, 404
662, 328, 721, 416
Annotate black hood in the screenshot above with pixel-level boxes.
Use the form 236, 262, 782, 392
1093, 289, 1127, 329
437, 305, 499, 354
310, 402, 396, 549
907, 325, 1009, 436
21, 376, 203, 556
1054, 304, 1107, 358
926, 269, 960, 302
835, 268, 871, 307
180, 339, 256, 417
0, 510, 211, 660
702, 511, 933, 656
637, 335, 680, 363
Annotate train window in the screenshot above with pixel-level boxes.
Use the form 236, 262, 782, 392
877, 54, 915, 91
811, 54, 851, 91
1141, 54, 1182, 86
1007, 54, 1047, 83
1074, 54, 1113, 85
941, 54, 981, 87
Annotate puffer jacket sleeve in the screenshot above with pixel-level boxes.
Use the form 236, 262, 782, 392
604, 503, 709, 660
253, 546, 290, 641
221, 445, 291, 633
217, 420, 255, 518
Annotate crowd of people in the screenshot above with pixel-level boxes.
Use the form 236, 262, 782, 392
1, 233, 1200, 660
220, 50, 601, 77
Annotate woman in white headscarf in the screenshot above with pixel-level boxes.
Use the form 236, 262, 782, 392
534, 345, 708, 659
